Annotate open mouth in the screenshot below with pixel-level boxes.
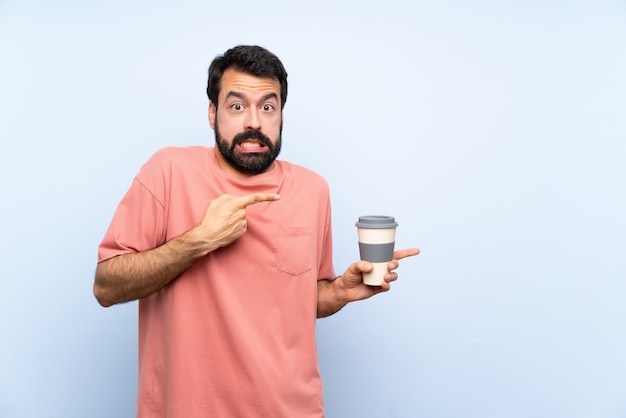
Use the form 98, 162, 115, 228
236, 139, 269, 153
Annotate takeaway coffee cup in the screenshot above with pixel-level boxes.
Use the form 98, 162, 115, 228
356, 215, 398, 286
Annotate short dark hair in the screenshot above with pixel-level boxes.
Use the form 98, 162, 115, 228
207, 45, 288, 109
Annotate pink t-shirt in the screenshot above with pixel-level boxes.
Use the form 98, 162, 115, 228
98, 146, 335, 418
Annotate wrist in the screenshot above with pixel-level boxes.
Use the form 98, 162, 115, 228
330, 275, 349, 305
178, 227, 218, 258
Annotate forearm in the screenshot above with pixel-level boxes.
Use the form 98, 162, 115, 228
316, 278, 348, 318
94, 229, 215, 307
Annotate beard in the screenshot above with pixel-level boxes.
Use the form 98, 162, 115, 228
214, 119, 282, 175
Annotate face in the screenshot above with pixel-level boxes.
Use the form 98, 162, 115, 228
209, 68, 283, 177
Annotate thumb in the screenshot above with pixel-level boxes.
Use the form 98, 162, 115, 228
345, 261, 373, 279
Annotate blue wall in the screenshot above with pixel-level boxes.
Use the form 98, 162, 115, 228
1, 1, 625, 416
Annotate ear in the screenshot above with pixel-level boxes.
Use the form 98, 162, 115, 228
208, 101, 217, 129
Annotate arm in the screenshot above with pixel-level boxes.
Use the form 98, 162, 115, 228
316, 248, 420, 318
94, 192, 280, 307
94, 228, 213, 307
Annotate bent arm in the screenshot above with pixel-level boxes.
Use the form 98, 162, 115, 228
94, 228, 214, 307
94, 192, 280, 307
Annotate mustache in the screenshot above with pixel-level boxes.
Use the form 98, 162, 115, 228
232, 130, 272, 148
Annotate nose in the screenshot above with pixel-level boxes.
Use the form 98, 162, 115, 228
244, 108, 261, 131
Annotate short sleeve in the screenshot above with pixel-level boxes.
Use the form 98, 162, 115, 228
97, 158, 168, 263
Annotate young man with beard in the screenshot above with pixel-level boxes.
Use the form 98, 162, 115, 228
94, 45, 419, 417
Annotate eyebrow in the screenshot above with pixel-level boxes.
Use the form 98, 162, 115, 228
225, 91, 279, 103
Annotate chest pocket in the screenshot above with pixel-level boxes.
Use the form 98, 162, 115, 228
276, 226, 313, 276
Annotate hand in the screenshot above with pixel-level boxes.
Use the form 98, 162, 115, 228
194, 192, 280, 251
339, 248, 421, 302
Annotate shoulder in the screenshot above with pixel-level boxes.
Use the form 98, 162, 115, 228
135, 146, 210, 188
277, 160, 330, 192
137, 146, 209, 174
143, 146, 209, 166
278, 160, 328, 183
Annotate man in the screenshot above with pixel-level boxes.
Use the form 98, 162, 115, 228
94, 45, 419, 417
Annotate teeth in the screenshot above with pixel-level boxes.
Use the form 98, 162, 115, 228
241, 142, 261, 148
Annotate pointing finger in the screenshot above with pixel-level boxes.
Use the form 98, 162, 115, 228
237, 193, 281, 208
392, 248, 420, 261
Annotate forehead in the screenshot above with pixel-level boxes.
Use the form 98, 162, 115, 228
219, 68, 281, 102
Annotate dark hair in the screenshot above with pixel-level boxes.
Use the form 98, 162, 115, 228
207, 45, 288, 109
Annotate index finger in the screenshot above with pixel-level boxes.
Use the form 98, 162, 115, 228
236, 193, 281, 208
392, 248, 421, 260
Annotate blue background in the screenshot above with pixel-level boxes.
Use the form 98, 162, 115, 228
1, 1, 625, 417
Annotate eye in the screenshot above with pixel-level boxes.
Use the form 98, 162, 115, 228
230, 103, 244, 111
261, 104, 275, 112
